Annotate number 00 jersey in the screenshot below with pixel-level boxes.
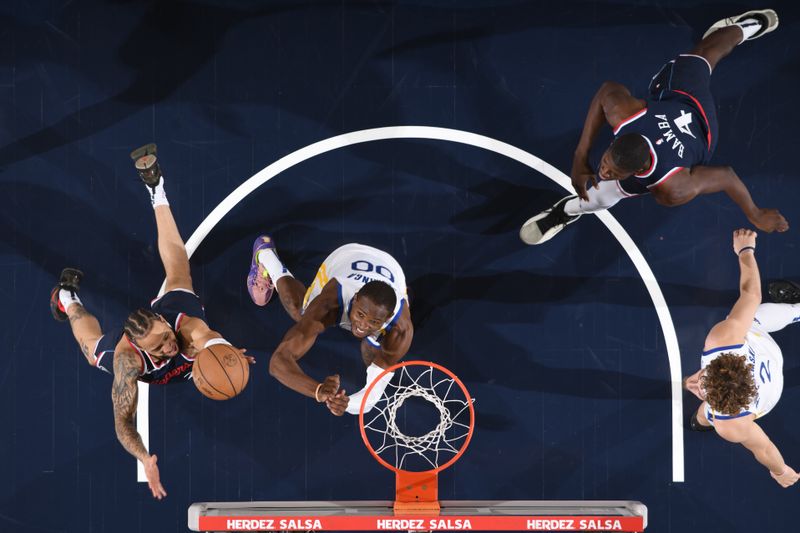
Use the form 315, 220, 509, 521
701, 323, 784, 424
302, 243, 407, 347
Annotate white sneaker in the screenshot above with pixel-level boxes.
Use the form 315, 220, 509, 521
703, 9, 779, 41
520, 196, 581, 245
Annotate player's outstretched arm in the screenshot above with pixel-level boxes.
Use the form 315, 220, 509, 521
572, 81, 645, 201
651, 166, 788, 233
704, 230, 762, 349
269, 320, 328, 397
111, 350, 167, 500
180, 317, 255, 364
268, 283, 339, 400
714, 417, 799, 488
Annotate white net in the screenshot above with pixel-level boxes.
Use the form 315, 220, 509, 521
361, 364, 474, 471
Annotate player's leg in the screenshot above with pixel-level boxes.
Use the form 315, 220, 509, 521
275, 277, 306, 322
690, 27, 742, 72
694, 10, 779, 71
563, 179, 629, 215
247, 235, 305, 321
520, 180, 628, 245
131, 143, 193, 293
753, 302, 800, 334
50, 268, 101, 365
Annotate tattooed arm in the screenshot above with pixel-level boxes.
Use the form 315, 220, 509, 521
111, 349, 167, 499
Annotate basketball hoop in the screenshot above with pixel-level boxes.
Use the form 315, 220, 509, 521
358, 361, 475, 515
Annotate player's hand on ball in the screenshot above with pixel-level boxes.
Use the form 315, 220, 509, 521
143, 454, 167, 500
771, 466, 800, 488
317, 374, 341, 402
732, 228, 757, 255
749, 208, 788, 233
326, 389, 349, 416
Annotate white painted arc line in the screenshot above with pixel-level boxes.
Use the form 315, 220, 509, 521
595, 211, 684, 482
144, 125, 683, 484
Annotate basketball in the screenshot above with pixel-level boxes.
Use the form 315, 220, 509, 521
192, 344, 249, 400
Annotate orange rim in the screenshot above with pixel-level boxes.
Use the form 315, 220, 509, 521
358, 360, 475, 474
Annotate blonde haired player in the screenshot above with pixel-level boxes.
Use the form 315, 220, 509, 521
683, 229, 799, 488
247, 240, 413, 416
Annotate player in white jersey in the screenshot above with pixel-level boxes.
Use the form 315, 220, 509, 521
246, 238, 413, 416
683, 229, 799, 488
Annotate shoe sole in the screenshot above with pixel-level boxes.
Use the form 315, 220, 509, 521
703, 9, 779, 40
58, 267, 84, 292
519, 200, 581, 245
130, 143, 157, 161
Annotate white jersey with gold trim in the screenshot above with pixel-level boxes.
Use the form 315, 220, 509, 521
302, 243, 407, 347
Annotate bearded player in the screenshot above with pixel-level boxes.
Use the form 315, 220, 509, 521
50, 145, 250, 499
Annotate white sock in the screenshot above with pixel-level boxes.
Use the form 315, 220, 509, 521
147, 176, 169, 208
59, 288, 82, 312
257, 248, 292, 284
563, 197, 583, 216
735, 18, 763, 43
563, 179, 627, 215
754, 303, 800, 333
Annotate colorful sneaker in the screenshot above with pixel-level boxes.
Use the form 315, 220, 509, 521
519, 196, 581, 245
50, 267, 83, 321
247, 235, 276, 306
130, 143, 162, 187
768, 279, 800, 304
703, 9, 779, 41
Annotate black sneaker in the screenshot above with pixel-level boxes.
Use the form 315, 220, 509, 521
689, 411, 714, 432
519, 196, 581, 245
768, 280, 800, 304
130, 143, 162, 187
49, 268, 84, 321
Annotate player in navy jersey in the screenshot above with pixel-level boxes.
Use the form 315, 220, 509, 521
521, 9, 788, 245
49, 144, 251, 500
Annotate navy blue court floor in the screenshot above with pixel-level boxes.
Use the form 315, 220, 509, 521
2, 1, 800, 532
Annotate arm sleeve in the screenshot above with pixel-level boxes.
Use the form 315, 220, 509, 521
345, 363, 395, 415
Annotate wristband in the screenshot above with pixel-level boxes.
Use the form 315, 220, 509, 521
203, 337, 232, 349
315, 383, 323, 402
737, 246, 756, 256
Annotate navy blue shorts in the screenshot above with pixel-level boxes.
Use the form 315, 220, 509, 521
150, 288, 206, 329
93, 289, 205, 375
648, 54, 718, 158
